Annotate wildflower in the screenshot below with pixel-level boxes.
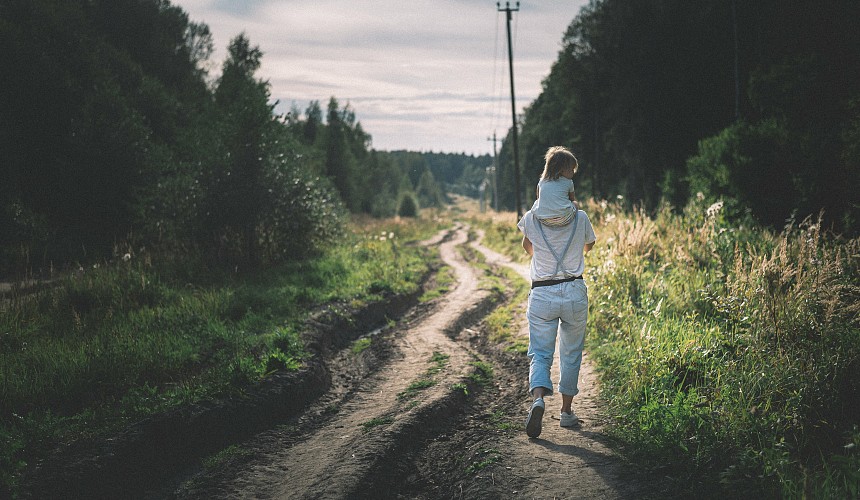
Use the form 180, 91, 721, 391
706, 200, 724, 218
122, 253, 132, 262
696, 192, 705, 201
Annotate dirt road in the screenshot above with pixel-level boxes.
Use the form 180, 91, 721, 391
170, 223, 657, 499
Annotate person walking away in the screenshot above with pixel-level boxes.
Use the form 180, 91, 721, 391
517, 146, 595, 438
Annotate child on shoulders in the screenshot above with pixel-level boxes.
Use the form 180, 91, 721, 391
530, 146, 578, 227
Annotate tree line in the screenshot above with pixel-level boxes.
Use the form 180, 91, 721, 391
496, 0, 859, 234
0, 0, 487, 276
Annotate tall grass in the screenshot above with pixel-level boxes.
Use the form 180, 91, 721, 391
475, 199, 859, 497
0, 216, 438, 496
586, 198, 859, 497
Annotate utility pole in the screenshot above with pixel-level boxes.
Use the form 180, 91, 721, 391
498, 1, 522, 218
731, 0, 740, 121
487, 132, 499, 211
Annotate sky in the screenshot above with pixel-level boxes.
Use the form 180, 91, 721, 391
172, 1, 589, 155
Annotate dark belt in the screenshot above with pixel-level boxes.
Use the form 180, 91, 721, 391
531, 275, 582, 289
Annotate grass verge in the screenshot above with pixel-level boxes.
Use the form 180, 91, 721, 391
0, 217, 439, 497
476, 199, 860, 498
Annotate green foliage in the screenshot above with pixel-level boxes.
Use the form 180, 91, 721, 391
510, 0, 860, 234
202, 444, 251, 470
0, 0, 211, 268
397, 351, 451, 401
398, 192, 420, 218
396, 379, 436, 401
479, 198, 859, 496
351, 337, 372, 355
465, 448, 502, 474
468, 361, 494, 386
418, 265, 455, 303
482, 266, 529, 353
416, 169, 445, 208
580, 199, 860, 496
0, 218, 434, 496
685, 119, 795, 226
360, 416, 394, 431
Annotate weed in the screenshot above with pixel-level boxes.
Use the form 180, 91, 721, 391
489, 410, 515, 431
466, 448, 502, 473
452, 382, 469, 396
468, 361, 494, 386
351, 337, 372, 355
397, 379, 437, 401
321, 404, 339, 415
419, 265, 455, 302
428, 351, 450, 375
398, 352, 450, 401
360, 416, 394, 431
202, 444, 250, 469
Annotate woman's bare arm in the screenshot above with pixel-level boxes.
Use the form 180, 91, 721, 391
522, 235, 534, 256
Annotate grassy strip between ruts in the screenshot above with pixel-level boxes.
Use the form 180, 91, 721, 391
0, 216, 444, 497
470, 200, 860, 499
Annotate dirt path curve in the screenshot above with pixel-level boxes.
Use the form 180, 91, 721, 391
465, 231, 645, 499
176, 224, 492, 499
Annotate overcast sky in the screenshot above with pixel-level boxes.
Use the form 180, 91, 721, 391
172, 1, 589, 155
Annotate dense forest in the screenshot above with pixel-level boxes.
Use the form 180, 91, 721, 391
496, 0, 860, 234
0, 0, 489, 277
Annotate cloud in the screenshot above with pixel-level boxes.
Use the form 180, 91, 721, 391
172, 0, 588, 154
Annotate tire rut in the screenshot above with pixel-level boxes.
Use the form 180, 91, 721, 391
173, 223, 498, 499
385, 229, 663, 499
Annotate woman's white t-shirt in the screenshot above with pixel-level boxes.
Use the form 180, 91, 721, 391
517, 209, 596, 281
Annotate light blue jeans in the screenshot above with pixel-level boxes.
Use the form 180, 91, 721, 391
527, 280, 588, 397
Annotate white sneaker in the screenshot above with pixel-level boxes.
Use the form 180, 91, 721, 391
525, 398, 545, 438
560, 411, 579, 427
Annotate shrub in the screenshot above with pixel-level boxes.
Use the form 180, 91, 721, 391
398, 192, 419, 217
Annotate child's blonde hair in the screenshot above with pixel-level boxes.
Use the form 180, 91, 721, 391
540, 146, 578, 180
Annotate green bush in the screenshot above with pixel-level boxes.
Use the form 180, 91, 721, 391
398, 192, 419, 217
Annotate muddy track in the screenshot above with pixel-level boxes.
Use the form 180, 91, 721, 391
170, 223, 503, 498
383, 229, 665, 499
169, 223, 666, 499
27, 221, 664, 498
